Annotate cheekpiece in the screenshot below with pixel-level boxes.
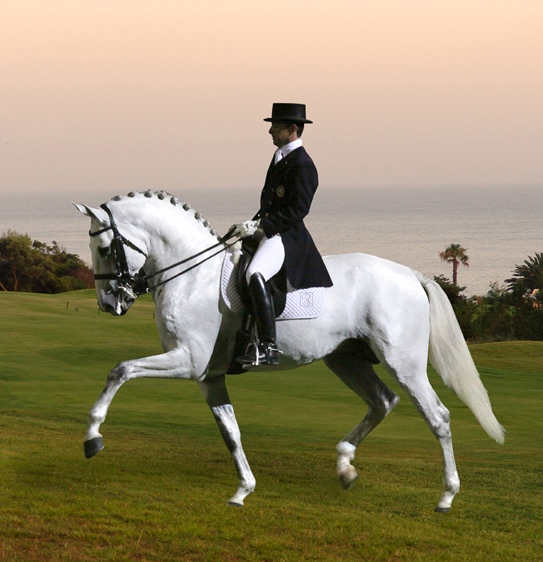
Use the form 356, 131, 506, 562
264, 103, 313, 124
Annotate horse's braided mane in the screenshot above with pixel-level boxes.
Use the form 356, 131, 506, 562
108, 190, 219, 238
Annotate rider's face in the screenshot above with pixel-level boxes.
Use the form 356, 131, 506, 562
269, 121, 297, 148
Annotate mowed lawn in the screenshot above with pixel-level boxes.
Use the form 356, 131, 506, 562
0, 291, 542, 562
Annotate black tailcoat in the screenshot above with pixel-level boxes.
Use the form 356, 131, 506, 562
255, 146, 333, 290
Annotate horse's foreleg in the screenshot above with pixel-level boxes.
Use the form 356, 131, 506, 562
84, 349, 197, 459
324, 349, 399, 490
84, 365, 128, 458
198, 377, 256, 507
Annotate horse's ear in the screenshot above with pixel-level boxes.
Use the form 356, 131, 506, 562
71, 202, 109, 224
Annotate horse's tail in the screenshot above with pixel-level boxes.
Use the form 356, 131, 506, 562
411, 270, 505, 444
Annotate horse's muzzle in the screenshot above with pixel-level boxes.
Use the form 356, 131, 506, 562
98, 286, 134, 316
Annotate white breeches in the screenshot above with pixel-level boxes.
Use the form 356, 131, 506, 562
246, 235, 285, 283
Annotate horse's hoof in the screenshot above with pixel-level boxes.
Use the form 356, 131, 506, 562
227, 500, 243, 508
434, 506, 450, 514
338, 467, 358, 490
84, 437, 104, 459
339, 474, 358, 490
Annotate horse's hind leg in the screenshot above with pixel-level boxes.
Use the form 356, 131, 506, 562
382, 355, 460, 513
324, 344, 400, 490
198, 376, 256, 507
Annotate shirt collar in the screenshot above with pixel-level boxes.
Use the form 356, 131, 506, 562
274, 138, 303, 164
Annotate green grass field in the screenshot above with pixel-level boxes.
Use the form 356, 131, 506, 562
1, 291, 542, 561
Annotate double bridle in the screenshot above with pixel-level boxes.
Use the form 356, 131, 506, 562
89, 203, 238, 298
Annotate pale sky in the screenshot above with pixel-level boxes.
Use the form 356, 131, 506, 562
1, 0, 542, 195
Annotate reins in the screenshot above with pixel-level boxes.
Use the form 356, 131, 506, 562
89, 203, 238, 296
145, 226, 238, 288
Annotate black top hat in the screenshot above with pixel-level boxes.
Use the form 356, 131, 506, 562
264, 103, 313, 124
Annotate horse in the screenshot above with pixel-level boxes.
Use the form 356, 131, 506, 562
73, 189, 504, 513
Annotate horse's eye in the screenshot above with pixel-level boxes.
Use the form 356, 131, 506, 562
98, 246, 111, 258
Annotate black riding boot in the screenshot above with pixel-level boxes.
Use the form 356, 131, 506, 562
236, 272, 280, 366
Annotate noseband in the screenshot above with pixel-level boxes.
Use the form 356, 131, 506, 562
89, 203, 238, 299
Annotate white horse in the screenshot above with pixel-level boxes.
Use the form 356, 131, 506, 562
73, 190, 504, 513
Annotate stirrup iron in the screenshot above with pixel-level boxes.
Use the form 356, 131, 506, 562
236, 338, 282, 367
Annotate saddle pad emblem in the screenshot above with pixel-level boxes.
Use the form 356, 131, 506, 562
300, 292, 313, 308
221, 248, 325, 321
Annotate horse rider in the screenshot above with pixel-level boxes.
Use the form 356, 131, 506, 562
233, 103, 333, 366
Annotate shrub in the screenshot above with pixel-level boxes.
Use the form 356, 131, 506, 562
0, 231, 94, 293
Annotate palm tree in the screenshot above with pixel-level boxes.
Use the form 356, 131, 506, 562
439, 244, 469, 286
506, 253, 543, 292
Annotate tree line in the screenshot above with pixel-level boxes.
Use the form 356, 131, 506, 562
0, 231, 94, 293
437, 244, 542, 342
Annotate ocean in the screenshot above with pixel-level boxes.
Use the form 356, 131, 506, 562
1, 185, 541, 296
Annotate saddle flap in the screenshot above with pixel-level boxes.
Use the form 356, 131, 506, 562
236, 239, 286, 318
221, 246, 325, 322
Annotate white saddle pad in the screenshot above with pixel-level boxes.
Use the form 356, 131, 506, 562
221, 248, 325, 321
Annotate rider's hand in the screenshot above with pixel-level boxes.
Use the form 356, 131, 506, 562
231, 220, 262, 239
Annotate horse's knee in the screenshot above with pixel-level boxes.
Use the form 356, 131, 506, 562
107, 362, 132, 384
212, 404, 241, 452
